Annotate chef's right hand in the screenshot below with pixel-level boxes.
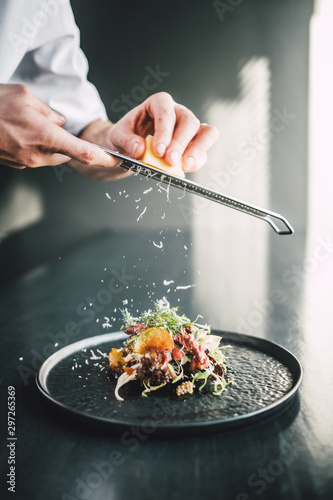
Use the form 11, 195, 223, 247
0, 83, 115, 169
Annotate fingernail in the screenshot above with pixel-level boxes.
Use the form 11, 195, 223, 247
103, 153, 117, 168
131, 141, 139, 156
184, 156, 194, 171
156, 143, 166, 156
56, 112, 66, 122
169, 150, 180, 164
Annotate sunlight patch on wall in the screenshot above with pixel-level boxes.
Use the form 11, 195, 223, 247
191, 57, 271, 331
301, 0, 333, 450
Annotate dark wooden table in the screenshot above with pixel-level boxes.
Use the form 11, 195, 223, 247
1, 226, 332, 500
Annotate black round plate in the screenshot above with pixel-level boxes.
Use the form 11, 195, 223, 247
36, 331, 302, 434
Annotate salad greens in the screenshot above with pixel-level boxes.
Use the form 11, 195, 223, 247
109, 298, 231, 401
121, 298, 209, 336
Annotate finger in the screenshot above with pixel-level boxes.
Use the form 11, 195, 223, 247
42, 119, 119, 168
109, 119, 146, 158
182, 124, 219, 172
2, 152, 72, 169
48, 108, 67, 126
21, 86, 67, 125
70, 161, 133, 181
0, 158, 27, 169
184, 152, 207, 173
43, 153, 71, 166
147, 92, 176, 157
164, 104, 200, 166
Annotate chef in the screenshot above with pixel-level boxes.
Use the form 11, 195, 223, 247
0, 0, 218, 179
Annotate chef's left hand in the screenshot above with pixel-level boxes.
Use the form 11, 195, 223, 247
70, 92, 218, 179
109, 91, 219, 173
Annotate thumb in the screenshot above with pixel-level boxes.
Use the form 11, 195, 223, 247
110, 122, 146, 159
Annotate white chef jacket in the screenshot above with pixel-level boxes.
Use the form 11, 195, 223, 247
0, 0, 108, 136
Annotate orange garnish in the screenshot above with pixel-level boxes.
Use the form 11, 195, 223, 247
133, 326, 174, 354
108, 348, 125, 367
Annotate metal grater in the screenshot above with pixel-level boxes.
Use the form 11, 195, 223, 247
99, 146, 294, 235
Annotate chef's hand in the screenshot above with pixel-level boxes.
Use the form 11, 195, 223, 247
72, 92, 219, 179
0, 83, 116, 170
110, 92, 219, 172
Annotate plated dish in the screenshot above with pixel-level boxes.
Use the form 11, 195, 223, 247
108, 299, 231, 401
36, 320, 302, 434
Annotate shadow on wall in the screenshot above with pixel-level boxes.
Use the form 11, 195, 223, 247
0, 0, 314, 285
